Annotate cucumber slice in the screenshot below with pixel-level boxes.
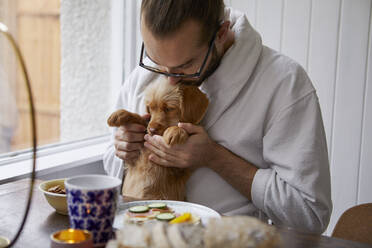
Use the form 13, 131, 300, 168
129, 205, 149, 213
148, 203, 167, 209
156, 213, 176, 221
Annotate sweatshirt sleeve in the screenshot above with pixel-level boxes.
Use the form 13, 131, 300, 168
251, 91, 332, 234
102, 77, 131, 179
103, 133, 124, 179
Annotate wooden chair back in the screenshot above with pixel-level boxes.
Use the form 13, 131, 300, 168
332, 203, 372, 245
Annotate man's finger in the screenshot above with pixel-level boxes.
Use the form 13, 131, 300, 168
145, 140, 179, 160
144, 141, 168, 158
178, 123, 203, 135
144, 134, 170, 150
115, 150, 140, 161
145, 134, 184, 156
116, 141, 143, 152
120, 123, 147, 133
122, 131, 146, 142
148, 154, 173, 167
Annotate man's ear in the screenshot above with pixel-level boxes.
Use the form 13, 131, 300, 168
180, 86, 209, 124
216, 21, 231, 45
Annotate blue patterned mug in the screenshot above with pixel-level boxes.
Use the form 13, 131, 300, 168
65, 175, 121, 247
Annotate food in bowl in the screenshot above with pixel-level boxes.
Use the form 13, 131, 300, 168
39, 178, 68, 215
47, 184, 66, 194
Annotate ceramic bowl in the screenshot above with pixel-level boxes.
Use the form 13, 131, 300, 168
39, 178, 68, 215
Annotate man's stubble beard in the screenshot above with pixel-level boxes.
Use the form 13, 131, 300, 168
179, 45, 222, 87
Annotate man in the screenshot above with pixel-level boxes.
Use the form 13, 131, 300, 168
103, 0, 332, 234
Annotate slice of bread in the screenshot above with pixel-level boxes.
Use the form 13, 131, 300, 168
167, 224, 189, 248
178, 224, 204, 248
204, 216, 280, 248
115, 224, 151, 248
151, 222, 172, 248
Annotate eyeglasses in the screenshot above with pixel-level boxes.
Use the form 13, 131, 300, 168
139, 31, 217, 79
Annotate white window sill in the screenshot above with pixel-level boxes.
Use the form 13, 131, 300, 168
0, 136, 110, 184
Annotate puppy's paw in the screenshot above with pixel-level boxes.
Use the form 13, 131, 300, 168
107, 109, 147, 127
163, 126, 189, 146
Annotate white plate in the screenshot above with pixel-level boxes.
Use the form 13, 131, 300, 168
113, 200, 221, 229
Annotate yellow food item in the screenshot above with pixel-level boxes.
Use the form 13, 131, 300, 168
169, 213, 191, 224
55, 229, 87, 243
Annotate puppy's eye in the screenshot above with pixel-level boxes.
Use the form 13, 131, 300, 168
164, 107, 173, 113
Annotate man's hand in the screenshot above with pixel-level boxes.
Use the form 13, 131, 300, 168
144, 123, 217, 169
114, 114, 150, 163
145, 122, 258, 201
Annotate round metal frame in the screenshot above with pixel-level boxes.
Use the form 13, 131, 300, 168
0, 22, 37, 248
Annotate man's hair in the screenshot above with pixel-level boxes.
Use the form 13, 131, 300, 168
141, 0, 225, 45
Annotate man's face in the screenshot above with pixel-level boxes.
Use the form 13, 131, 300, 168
141, 19, 222, 86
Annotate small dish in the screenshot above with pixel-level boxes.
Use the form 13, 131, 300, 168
39, 178, 68, 215
51, 229, 93, 248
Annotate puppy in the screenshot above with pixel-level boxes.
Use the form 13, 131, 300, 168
107, 78, 209, 200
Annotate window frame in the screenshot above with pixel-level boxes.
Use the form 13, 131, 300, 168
0, 0, 126, 182
0, 136, 110, 184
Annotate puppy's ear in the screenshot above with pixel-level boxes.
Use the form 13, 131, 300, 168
180, 86, 209, 124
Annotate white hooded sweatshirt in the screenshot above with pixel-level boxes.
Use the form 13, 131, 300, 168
103, 8, 332, 234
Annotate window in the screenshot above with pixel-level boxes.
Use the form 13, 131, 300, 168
1, 0, 62, 153
0, 0, 124, 170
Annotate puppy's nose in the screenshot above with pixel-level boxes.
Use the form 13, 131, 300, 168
149, 128, 157, 135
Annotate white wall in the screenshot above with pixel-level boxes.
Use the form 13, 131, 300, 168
226, 0, 372, 234
60, 0, 123, 141
123, 1, 142, 79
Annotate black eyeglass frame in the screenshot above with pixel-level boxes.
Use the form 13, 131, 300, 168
139, 30, 218, 79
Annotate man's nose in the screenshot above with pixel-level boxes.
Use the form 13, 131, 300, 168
167, 76, 181, 85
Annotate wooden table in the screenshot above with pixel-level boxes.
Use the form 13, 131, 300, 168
0, 179, 370, 248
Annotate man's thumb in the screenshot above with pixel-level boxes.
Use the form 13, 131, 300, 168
178, 122, 202, 134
